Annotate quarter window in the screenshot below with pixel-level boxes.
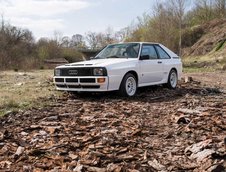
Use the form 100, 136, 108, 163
141, 45, 158, 59
155, 46, 170, 59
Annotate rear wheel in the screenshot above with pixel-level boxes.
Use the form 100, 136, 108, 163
119, 73, 137, 97
166, 69, 178, 89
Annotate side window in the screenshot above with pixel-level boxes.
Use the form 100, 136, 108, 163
155, 46, 170, 59
141, 45, 158, 59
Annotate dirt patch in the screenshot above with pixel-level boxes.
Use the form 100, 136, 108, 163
0, 74, 225, 171
183, 71, 226, 88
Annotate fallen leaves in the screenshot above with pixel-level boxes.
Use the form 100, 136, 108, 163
148, 159, 166, 171
14, 146, 25, 159
0, 79, 225, 171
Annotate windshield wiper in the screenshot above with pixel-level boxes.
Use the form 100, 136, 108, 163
106, 55, 122, 58
93, 56, 104, 59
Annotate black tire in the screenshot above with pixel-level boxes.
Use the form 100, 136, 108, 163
119, 73, 137, 97
166, 69, 178, 89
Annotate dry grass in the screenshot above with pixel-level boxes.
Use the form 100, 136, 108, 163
0, 70, 63, 115
182, 55, 226, 72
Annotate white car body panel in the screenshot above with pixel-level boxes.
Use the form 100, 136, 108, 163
138, 59, 164, 84
53, 42, 182, 92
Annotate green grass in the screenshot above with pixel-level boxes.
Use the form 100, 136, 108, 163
0, 99, 20, 116
182, 50, 226, 72
0, 99, 55, 116
0, 70, 63, 116
182, 55, 213, 64
183, 66, 215, 73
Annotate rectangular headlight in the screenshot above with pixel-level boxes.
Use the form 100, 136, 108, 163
55, 69, 61, 76
93, 68, 104, 76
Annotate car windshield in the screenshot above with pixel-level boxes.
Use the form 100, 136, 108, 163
95, 43, 140, 59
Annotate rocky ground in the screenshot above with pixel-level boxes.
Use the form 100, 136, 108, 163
0, 73, 226, 172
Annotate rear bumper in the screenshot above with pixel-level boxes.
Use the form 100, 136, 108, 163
53, 76, 109, 92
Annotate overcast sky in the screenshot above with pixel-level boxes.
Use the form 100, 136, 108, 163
0, 0, 157, 39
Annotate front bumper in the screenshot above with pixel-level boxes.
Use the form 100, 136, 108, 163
53, 76, 109, 92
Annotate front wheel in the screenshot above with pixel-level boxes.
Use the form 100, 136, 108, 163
119, 73, 137, 97
166, 69, 178, 89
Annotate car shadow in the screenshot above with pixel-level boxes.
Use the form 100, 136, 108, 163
67, 82, 223, 103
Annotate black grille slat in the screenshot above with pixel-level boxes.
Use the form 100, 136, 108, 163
80, 78, 96, 83
82, 85, 100, 89
56, 84, 66, 88
67, 85, 99, 89
57, 84, 100, 89
55, 78, 64, 82
67, 85, 80, 89
66, 78, 78, 83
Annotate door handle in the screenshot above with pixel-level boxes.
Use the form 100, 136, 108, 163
158, 61, 162, 64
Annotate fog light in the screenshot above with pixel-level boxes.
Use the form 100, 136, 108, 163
97, 78, 105, 83
55, 69, 61, 76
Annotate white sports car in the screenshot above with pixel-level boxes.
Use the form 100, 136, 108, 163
53, 42, 182, 97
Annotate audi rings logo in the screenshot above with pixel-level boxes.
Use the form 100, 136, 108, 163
68, 70, 78, 75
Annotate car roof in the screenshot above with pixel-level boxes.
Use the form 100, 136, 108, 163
116, 42, 159, 45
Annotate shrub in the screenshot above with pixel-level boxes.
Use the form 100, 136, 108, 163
182, 26, 205, 48
62, 48, 84, 63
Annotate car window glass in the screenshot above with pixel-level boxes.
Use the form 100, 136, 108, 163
155, 46, 170, 59
97, 43, 140, 58
141, 45, 158, 59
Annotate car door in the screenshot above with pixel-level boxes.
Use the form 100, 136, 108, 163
154, 45, 171, 78
139, 44, 164, 84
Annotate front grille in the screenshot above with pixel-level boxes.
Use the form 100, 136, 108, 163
55, 78, 64, 82
80, 78, 96, 83
57, 67, 107, 76
61, 68, 93, 76
66, 78, 78, 83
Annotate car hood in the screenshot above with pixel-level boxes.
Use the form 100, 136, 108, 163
58, 58, 137, 68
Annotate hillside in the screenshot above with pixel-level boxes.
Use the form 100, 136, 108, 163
183, 19, 226, 56
182, 19, 226, 70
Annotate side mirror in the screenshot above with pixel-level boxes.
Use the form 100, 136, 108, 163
90, 56, 94, 60
140, 55, 150, 60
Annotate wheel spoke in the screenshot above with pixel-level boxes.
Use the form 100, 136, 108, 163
170, 72, 177, 88
126, 77, 136, 96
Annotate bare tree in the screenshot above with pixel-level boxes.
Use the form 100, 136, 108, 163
195, 0, 214, 22
0, 16, 36, 69
61, 36, 70, 48
104, 27, 116, 44
148, 2, 177, 48
86, 30, 116, 49
169, 0, 185, 56
53, 30, 63, 46
115, 27, 132, 42
215, 0, 226, 17
86, 32, 99, 49
71, 34, 85, 48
